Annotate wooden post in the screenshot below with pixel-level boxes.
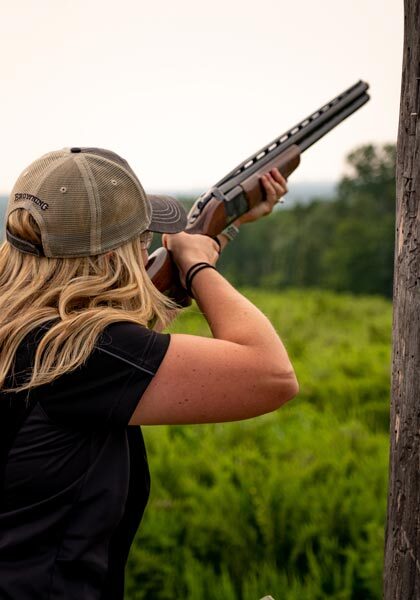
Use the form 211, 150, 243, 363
384, 0, 420, 598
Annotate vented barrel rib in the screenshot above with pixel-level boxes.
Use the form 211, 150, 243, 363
216, 81, 370, 194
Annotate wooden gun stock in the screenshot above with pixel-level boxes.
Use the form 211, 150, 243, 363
146, 246, 191, 306
146, 146, 301, 306
239, 145, 300, 209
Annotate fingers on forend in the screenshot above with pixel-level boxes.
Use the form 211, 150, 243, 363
270, 168, 286, 183
261, 174, 276, 197
269, 170, 288, 195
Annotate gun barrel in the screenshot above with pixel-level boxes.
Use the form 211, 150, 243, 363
298, 93, 369, 152
217, 80, 370, 193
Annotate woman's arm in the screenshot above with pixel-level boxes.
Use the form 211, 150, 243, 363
129, 268, 298, 426
129, 169, 298, 425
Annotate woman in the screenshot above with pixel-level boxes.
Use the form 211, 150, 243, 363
0, 147, 298, 599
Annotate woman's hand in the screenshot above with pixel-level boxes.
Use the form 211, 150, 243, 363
162, 232, 220, 288
163, 168, 287, 282
235, 168, 288, 225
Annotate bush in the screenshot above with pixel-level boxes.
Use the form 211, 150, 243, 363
125, 289, 391, 599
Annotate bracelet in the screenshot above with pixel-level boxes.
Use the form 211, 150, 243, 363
212, 236, 222, 254
187, 264, 217, 298
185, 262, 211, 285
185, 262, 217, 298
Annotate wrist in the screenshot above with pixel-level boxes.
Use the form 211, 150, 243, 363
178, 255, 213, 276
185, 262, 217, 298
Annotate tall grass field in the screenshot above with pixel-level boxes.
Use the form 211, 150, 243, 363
125, 289, 391, 600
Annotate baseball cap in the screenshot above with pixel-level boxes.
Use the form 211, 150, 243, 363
5, 147, 187, 258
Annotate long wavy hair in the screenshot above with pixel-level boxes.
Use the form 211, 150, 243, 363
0, 208, 176, 393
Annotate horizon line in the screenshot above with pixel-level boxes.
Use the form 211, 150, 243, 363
0, 180, 338, 198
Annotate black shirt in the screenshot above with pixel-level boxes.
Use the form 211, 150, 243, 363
0, 321, 170, 600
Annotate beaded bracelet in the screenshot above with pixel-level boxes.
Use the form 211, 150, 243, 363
185, 262, 217, 298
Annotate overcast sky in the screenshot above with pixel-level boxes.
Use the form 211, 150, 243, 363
1, 0, 403, 195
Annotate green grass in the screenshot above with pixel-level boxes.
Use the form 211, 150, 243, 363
126, 289, 391, 600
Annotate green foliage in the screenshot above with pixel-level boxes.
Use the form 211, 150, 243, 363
125, 290, 391, 599
217, 144, 396, 298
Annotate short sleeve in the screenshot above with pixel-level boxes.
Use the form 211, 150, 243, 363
37, 322, 170, 429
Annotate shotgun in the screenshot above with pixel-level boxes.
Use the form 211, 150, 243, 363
146, 80, 370, 304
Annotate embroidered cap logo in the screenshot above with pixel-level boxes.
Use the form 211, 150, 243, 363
15, 193, 49, 211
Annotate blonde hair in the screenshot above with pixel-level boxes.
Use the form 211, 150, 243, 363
0, 209, 176, 393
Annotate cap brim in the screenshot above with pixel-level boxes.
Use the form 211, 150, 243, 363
147, 195, 188, 234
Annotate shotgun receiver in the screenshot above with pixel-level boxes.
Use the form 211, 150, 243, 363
146, 80, 370, 304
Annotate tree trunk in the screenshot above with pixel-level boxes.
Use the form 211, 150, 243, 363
384, 0, 420, 598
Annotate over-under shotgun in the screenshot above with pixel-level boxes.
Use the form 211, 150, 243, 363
147, 80, 370, 303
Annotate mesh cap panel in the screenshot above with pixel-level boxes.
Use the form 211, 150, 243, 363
84, 154, 151, 254
6, 148, 157, 258
37, 158, 95, 256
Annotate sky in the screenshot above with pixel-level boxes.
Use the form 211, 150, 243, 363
0, 0, 403, 195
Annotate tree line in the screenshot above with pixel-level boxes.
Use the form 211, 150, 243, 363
213, 143, 396, 298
